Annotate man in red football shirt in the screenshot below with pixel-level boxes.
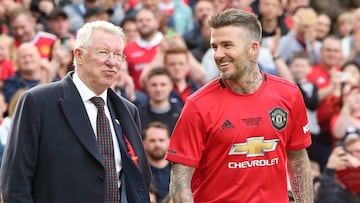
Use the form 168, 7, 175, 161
166, 8, 313, 203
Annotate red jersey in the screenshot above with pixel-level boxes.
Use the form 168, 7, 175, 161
124, 33, 163, 90
307, 64, 341, 132
0, 60, 14, 80
166, 73, 311, 203
15, 31, 56, 59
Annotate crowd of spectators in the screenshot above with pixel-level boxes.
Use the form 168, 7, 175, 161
2, 0, 360, 202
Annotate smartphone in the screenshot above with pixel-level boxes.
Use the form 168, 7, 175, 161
341, 72, 351, 82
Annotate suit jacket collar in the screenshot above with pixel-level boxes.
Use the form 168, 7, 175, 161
59, 72, 103, 164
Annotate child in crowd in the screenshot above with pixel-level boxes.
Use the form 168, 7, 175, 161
0, 34, 15, 90
289, 52, 320, 160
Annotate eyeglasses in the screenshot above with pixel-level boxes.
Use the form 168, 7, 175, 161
93, 49, 126, 63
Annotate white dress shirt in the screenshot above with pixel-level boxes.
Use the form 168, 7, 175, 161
72, 72, 122, 186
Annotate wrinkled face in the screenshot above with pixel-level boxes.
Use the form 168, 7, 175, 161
75, 29, 124, 95
142, 127, 170, 161
146, 74, 173, 103
17, 45, 41, 73
290, 58, 311, 82
164, 53, 190, 82
11, 13, 35, 43
210, 26, 254, 81
194, 0, 215, 20
47, 16, 70, 37
136, 10, 159, 39
320, 38, 342, 68
316, 14, 331, 40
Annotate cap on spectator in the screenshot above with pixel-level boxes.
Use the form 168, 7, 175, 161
47, 7, 68, 20
84, 7, 114, 20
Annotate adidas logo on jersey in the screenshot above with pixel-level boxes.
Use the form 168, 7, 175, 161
221, 120, 234, 130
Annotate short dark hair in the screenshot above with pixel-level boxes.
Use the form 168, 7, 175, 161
291, 51, 311, 62
208, 8, 262, 43
146, 67, 173, 83
142, 121, 170, 140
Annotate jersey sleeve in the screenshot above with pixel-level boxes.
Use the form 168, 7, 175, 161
166, 100, 206, 168
286, 87, 312, 151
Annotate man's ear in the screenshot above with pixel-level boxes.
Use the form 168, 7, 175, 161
248, 41, 260, 59
73, 48, 84, 64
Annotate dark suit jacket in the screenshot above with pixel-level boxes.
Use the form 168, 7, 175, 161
0, 72, 151, 203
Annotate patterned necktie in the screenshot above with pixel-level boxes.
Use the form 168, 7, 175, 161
90, 97, 120, 203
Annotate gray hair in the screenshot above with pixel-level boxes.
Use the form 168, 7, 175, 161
75, 21, 125, 50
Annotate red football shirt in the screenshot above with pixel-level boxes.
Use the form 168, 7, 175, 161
166, 73, 311, 203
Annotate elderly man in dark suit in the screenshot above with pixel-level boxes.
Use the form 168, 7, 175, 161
0, 20, 151, 203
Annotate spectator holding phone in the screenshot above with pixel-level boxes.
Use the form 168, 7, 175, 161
315, 134, 360, 203
330, 61, 360, 144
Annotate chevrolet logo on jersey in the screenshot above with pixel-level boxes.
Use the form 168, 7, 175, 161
229, 137, 280, 157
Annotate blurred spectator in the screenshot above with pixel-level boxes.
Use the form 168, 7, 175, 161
283, 0, 310, 29
310, 0, 359, 24
8, 7, 56, 60
164, 47, 199, 108
84, 6, 113, 23
141, 34, 206, 89
278, 6, 321, 65
142, 121, 171, 203
257, 0, 288, 75
3, 43, 51, 103
63, 0, 98, 33
0, 0, 22, 34
112, 64, 148, 107
46, 7, 73, 39
46, 7, 75, 80
30, 0, 56, 31
158, 0, 194, 36
120, 16, 139, 44
183, 0, 215, 50
342, 8, 360, 64
315, 13, 332, 42
307, 36, 343, 170
211, 0, 229, 13
335, 11, 354, 39
98, 0, 125, 26
315, 135, 360, 203
124, 8, 164, 90
229, 0, 253, 13
0, 88, 26, 146
0, 34, 16, 90
289, 52, 320, 161
126, 0, 161, 17
330, 61, 360, 142
139, 68, 181, 133
189, 15, 211, 63
258, 0, 288, 39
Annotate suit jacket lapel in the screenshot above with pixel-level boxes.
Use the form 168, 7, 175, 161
59, 73, 103, 165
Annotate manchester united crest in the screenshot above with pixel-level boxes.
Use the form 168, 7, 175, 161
269, 107, 288, 131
